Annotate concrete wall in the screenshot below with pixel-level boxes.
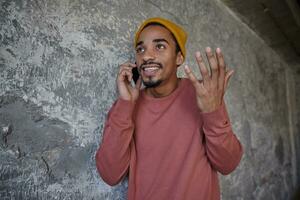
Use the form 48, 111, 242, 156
294, 64, 300, 190
0, 0, 299, 199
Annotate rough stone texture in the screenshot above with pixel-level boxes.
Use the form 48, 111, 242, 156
0, 0, 299, 199
294, 65, 300, 190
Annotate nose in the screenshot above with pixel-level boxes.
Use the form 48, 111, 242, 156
142, 48, 155, 62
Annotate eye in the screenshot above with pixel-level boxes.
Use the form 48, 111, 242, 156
136, 46, 145, 54
156, 43, 166, 50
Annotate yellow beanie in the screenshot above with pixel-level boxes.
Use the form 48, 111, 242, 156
134, 17, 187, 60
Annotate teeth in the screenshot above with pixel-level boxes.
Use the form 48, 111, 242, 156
144, 67, 159, 71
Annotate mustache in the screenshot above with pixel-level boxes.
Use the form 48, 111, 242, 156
139, 61, 163, 69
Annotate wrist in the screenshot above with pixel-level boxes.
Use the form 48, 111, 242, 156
118, 96, 137, 104
199, 101, 223, 113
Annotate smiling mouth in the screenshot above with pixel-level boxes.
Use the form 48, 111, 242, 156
141, 65, 161, 76
141, 62, 162, 70
142, 66, 161, 71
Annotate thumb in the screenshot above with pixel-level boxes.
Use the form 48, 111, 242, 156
224, 69, 234, 91
135, 76, 142, 90
184, 65, 198, 86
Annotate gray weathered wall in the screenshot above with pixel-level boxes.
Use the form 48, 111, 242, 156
1, 0, 299, 199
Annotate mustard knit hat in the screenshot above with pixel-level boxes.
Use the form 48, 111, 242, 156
134, 17, 187, 59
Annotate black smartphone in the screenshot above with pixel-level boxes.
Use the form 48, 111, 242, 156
132, 66, 139, 84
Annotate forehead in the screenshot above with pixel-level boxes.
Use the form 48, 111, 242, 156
136, 25, 174, 44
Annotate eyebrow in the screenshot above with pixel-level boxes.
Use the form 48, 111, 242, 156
136, 38, 170, 47
136, 41, 143, 47
153, 38, 169, 44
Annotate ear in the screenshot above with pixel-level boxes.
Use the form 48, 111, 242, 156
176, 52, 184, 67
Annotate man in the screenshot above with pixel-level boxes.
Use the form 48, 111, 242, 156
96, 17, 243, 200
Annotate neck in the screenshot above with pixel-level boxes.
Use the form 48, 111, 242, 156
146, 77, 180, 98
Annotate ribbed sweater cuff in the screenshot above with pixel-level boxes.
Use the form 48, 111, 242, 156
200, 103, 232, 135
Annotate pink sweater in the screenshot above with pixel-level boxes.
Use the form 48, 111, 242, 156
96, 79, 243, 200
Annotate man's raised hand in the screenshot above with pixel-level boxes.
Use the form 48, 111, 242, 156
184, 47, 234, 113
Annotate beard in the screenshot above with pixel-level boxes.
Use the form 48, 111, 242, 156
143, 78, 163, 88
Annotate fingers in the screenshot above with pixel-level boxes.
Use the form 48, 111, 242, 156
192, 47, 233, 94
195, 51, 210, 86
216, 48, 226, 91
184, 65, 198, 85
118, 62, 136, 82
196, 47, 229, 90
205, 47, 219, 85
184, 65, 206, 94
119, 69, 132, 82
